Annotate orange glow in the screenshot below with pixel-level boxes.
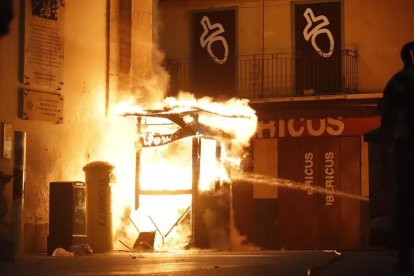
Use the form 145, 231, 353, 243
108, 93, 257, 251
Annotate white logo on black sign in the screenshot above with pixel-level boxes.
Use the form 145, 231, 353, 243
303, 8, 334, 58
200, 16, 229, 64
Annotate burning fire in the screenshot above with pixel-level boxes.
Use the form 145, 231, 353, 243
107, 92, 257, 251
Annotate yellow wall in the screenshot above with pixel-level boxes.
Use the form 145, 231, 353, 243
344, 0, 414, 91
159, 0, 414, 93
0, 0, 152, 252
0, 0, 105, 252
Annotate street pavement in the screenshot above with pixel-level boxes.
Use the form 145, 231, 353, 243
0, 249, 413, 276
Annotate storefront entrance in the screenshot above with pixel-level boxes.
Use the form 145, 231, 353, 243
278, 137, 361, 249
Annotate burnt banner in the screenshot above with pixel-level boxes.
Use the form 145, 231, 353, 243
294, 2, 342, 95
191, 9, 236, 97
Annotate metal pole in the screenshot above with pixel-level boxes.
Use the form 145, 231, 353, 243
224, 142, 232, 248
135, 117, 142, 210
261, 0, 265, 97
215, 141, 221, 192
13, 131, 26, 254
191, 136, 201, 247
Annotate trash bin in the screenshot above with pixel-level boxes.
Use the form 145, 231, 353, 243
83, 161, 115, 253
47, 181, 87, 255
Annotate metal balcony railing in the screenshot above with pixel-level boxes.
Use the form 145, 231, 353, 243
165, 49, 357, 99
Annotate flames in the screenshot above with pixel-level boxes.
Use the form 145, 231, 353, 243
164, 92, 258, 145
107, 92, 257, 251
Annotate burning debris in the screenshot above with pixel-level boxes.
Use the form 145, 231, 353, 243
123, 107, 235, 147
110, 93, 258, 252
121, 97, 257, 147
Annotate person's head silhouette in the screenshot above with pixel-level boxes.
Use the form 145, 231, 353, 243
401, 41, 414, 66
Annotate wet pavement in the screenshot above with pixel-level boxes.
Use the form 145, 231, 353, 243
0, 249, 412, 275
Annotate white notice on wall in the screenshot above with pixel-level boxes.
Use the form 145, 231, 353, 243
24, 0, 65, 91
22, 90, 64, 124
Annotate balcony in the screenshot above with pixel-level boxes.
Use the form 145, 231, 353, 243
165, 49, 357, 99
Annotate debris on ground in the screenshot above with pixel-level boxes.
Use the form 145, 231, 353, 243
52, 248, 73, 257
52, 244, 93, 257
70, 244, 93, 256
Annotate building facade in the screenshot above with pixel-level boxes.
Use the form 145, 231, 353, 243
0, 0, 154, 253
158, 0, 414, 249
1, 0, 413, 253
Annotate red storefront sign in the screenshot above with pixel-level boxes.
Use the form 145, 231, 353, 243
256, 116, 380, 138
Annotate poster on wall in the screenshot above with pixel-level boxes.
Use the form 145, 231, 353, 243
191, 9, 236, 97
294, 1, 341, 95
23, 0, 65, 92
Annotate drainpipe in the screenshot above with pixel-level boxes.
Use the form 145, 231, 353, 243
105, 0, 110, 116
13, 131, 26, 254
261, 0, 265, 97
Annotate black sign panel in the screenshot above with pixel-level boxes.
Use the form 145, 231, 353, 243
191, 9, 236, 97
294, 2, 342, 95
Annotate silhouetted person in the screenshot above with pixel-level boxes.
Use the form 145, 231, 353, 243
381, 41, 414, 273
